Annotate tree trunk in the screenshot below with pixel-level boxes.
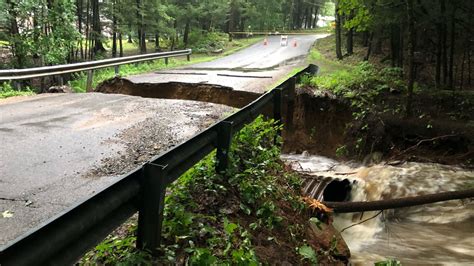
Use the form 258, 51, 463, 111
84, 0, 90, 60
183, 20, 190, 48
112, 0, 117, 58
335, 1, 343, 60
155, 33, 160, 52
77, 0, 84, 60
441, 0, 448, 85
119, 32, 123, 57
346, 26, 354, 55
448, 6, 456, 90
364, 32, 374, 61
91, 0, 105, 55
6, 0, 25, 67
435, 22, 442, 89
406, 0, 416, 117
390, 24, 400, 67
325, 189, 474, 213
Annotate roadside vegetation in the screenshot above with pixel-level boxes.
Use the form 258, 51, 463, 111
80, 117, 349, 265
0, 82, 34, 99
70, 36, 261, 93
297, 33, 474, 166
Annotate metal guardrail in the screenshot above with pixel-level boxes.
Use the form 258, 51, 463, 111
0, 49, 192, 90
0, 64, 317, 266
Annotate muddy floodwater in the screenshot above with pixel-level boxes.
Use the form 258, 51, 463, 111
282, 153, 474, 265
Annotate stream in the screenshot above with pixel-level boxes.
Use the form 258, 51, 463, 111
282, 153, 474, 265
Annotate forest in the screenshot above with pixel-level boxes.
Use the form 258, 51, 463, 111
0, 0, 333, 67
1, 0, 472, 93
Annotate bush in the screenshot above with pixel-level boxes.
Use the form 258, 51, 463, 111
311, 62, 405, 97
0, 82, 34, 98
187, 31, 228, 53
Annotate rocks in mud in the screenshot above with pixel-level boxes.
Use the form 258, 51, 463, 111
307, 222, 351, 262
46, 85, 73, 93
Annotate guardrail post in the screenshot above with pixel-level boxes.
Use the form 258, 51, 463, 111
137, 163, 167, 255
216, 121, 234, 174
187, 54, 190, 62
86, 70, 94, 92
286, 77, 296, 130
114, 66, 120, 76
165, 58, 169, 65
273, 88, 283, 142
58, 76, 64, 86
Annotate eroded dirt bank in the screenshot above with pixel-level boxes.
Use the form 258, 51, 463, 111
283, 88, 474, 167
96, 77, 473, 167
96, 77, 261, 108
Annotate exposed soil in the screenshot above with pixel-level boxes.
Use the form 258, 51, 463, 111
96, 77, 261, 108
282, 87, 352, 157
282, 88, 474, 167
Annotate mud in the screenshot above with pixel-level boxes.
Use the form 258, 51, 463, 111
282, 88, 352, 157
96, 77, 261, 108
282, 88, 474, 167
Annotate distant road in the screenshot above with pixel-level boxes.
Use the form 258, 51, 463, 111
127, 34, 329, 93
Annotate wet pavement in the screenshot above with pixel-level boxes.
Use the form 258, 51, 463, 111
0, 93, 231, 246
127, 34, 329, 93
0, 34, 325, 248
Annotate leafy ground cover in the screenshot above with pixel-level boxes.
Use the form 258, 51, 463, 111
80, 116, 349, 265
0, 82, 34, 99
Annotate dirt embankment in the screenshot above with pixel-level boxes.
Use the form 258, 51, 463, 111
96, 77, 473, 166
283, 88, 474, 167
96, 77, 261, 108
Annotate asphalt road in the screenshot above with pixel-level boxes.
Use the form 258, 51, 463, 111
127, 34, 329, 93
0, 34, 324, 248
0, 94, 230, 246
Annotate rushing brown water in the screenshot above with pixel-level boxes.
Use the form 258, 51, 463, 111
282, 154, 474, 265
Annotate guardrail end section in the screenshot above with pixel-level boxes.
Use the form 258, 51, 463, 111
137, 163, 168, 256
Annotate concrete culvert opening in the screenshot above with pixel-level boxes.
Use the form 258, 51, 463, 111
322, 179, 352, 202
302, 176, 353, 202
95, 77, 262, 108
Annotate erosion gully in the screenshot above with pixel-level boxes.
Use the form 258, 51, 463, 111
96, 80, 474, 265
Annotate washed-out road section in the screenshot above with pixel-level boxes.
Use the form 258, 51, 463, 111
126, 34, 327, 93
0, 93, 231, 246
0, 34, 326, 248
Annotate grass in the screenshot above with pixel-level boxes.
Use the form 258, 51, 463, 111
306, 35, 352, 76
0, 82, 35, 99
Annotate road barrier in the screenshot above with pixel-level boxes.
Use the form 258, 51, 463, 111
0, 49, 192, 91
0, 64, 318, 265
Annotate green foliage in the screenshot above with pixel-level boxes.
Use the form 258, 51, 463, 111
375, 258, 402, 266
298, 245, 318, 264
187, 31, 228, 53
81, 116, 305, 264
312, 62, 405, 98
0, 82, 34, 99
5, 0, 80, 67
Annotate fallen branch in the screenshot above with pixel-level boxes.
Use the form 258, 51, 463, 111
340, 211, 383, 233
324, 188, 474, 213
388, 134, 458, 161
